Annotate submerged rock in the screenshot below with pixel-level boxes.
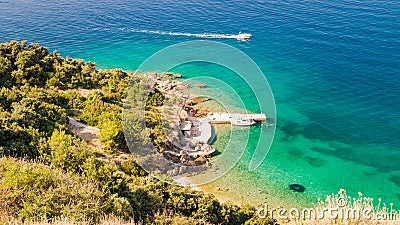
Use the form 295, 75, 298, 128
289, 184, 306, 193
196, 83, 207, 88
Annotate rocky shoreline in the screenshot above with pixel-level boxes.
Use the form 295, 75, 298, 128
150, 72, 216, 166
145, 72, 267, 168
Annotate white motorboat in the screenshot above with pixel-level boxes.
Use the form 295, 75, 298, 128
236, 32, 252, 41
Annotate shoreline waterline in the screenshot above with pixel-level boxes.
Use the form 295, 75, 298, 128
170, 78, 312, 210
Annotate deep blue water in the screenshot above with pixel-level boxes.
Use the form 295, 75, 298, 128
1, 0, 399, 207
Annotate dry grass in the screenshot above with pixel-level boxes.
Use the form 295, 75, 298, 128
2, 216, 138, 225
1, 212, 211, 225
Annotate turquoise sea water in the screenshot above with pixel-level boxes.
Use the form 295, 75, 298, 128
1, 0, 399, 207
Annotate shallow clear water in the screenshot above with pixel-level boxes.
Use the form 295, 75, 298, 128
1, 0, 399, 207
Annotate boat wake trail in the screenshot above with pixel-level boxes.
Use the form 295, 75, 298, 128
129, 28, 251, 40
92, 27, 252, 41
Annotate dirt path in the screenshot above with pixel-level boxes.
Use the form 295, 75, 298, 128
68, 117, 104, 150
67, 117, 133, 165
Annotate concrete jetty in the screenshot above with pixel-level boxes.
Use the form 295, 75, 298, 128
207, 112, 267, 126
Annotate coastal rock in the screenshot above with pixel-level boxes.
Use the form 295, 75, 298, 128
189, 96, 210, 104
194, 109, 209, 117
194, 156, 208, 165
178, 166, 186, 174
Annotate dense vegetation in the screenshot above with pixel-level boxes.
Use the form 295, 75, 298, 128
0, 41, 277, 224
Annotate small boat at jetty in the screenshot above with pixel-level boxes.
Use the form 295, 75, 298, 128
208, 112, 266, 126
231, 117, 256, 126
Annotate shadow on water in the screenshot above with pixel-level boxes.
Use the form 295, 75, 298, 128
310, 145, 400, 173
277, 118, 338, 143
389, 174, 400, 188
287, 148, 305, 158
209, 126, 223, 157
277, 120, 301, 140
209, 125, 217, 145
303, 156, 325, 168
277, 118, 400, 173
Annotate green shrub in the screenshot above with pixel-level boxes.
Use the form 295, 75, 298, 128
48, 129, 94, 174
121, 160, 148, 177
0, 158, 111, 222
98, 112, 126, 150
79, 98, 105, 126
109, 194, 135, 220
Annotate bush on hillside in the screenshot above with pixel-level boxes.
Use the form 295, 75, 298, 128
0, 158, 111, 222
